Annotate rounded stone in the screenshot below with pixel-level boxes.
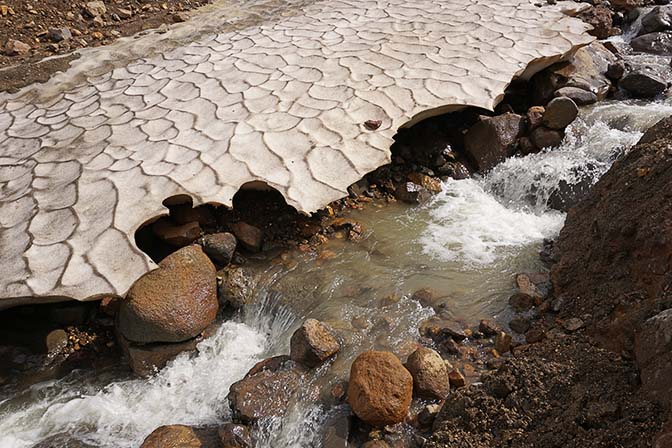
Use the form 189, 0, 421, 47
117, 245, 218, 343
201, 232, 237, 265
289, 318, 341, 368
543, 97, 579, 130
140, 425, 203, 448
405, 347, 449, 399
347, 351, 413, 426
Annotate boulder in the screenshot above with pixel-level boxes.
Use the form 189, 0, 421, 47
228, 357, 304, 423
630, 31, 672, 55
218, 423, 253, 448
532, 42, 617, 103
634, 309, 672, 405
395, 182, 432, 204
620, 68, 668, 97
201, 232, 236, 265
638, 6, 672, 36
554, 86, 598, 106
290, 319, 341, 368
217, 265, 256, 309
606, 61, 625, 80
579, 5, 615, 39
464, 113, 523, 172
231, 222, 263, 252
348, 351, 413, 426
117, 245, 218, 344
530, 126, 564, 149
543, 97, 579, 130
405, 347, 450, 400
140, 425, 219, 448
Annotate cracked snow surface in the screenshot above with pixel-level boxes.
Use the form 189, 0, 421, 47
0, 0, 593, 305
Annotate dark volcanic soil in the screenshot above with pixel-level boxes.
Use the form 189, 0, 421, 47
0, 0, 211, 92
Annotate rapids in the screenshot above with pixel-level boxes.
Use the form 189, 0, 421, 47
1, 98, 671, 447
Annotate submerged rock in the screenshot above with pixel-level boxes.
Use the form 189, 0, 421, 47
290, 319, 341, 368
117, 245, 218, 344
348, 351, 413, 426
464, 113, 523, 172
405, 347, 450, 400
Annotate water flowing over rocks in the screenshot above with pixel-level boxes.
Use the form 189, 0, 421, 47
0, 0, 595, 307
117, 245, 218, 344
348, 351, 413, 426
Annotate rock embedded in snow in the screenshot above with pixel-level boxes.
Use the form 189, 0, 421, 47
543, 97, 579, 130
289, 319, 341, 368
464, 113, 524, 172
117, 245, 218, 343
348, 351, 413, 426
405, 347, 450, 400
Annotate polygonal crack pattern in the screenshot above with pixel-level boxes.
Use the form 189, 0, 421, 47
0, 0, 593, 305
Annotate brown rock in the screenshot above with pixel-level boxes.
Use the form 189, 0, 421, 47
348, 351, 413, 426
405, 347, 449, 399
579, 5, 614, 39
228, 357, 304, 423
515, 273, 543, 299
509, 293, 535, 312
4, 39, 31, 56
494, 331, 512, 354
419, 316, 467, 341
530, 126, 564, 150
140, 425, 212, 448
395, 182, 432, 205
464, 113, 524, 172
46, 329, 68, 355
290, 319, 341, 368
218, 423, 252, 448
217, 265, 256, 309
543, 97, 579, 130
118, 333, 200, 376
509, 316, 532, 334
411, 288, 449, 312
231, 222, 263, 252
635, 309, 672, 404
201, 232, 236, 265
448, 369, 466, 388
407, 172, 442, 193
152, 219, 201, 247
525, 327, 546, 344
117, 245, 218, 343
479, 319, 502, 336
561, 317, 585, 332
526, 106, 545, 130
555, 87, 598, 106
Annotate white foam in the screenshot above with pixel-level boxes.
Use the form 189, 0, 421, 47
0, 322, 267, 448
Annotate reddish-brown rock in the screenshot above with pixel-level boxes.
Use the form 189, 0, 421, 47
464, 113, 524, 172
117, 245, 218, 343
290, 319, 341, 368
140, 425, 219, 448
348, 351, 413, 426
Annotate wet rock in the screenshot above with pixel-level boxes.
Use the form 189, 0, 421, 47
494, 331, 512, 354
620, 68, 668, 97
525, 327, 546, 343
631, 31, 672, 55
448, 369, 466, 388
118, 333, 200, 376
84, 1, 107, 18
555, 86, 598, 106
140, 425, 216, 448
606, 61, 626, 80
217, 265, 256, 309
530, 126, 564, 149
547, 176, 594, 212
48, 27, 72, 42
231, 222, 263, 252
395, 182, 432, 204
117, 245, 218, 343
411, 288, 450, 312
407, 172, 442, 193
362, 441, 390, 448
405, 347, 450, 400
201, 232, 236, 265
580, 5, 615, 39
419, 316, 467, 341
479, 319, 502, 337
532, 42, 616, 103
638, 6, 672, 36
45, 329, 68, 355
218, 423, 252, 448
518, 136, 537, 155
32, 434, 96, 448
348, 351, 413, 426
322, 413, 350, 448
417, 404, 442, 428
152, 219, 201, 247
509, 293, 535, 312
509, 317, 532, 334
436, 161, 470, 179
100, 296, 122, 316
290, 319, 341, 368
515, 273, 543, 299
464, 113, 523, 172
228, 357, 304, 423
543, 97, 579, 130
635, 309, 672, 404
4, 39, 30, 55
526, 105, 545, 130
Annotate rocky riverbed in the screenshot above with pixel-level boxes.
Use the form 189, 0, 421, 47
1, 0, 672, 447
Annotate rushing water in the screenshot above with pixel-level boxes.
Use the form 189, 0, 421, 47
1, 98, 671, 448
